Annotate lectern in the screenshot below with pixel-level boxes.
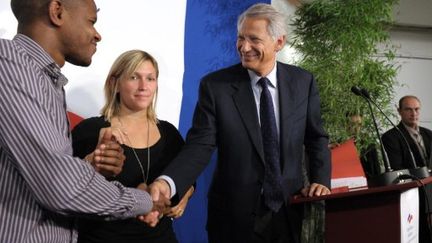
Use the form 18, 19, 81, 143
292, 177, 432, 243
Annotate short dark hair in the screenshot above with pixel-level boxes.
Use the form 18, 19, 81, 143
11, 0, 51, 24
11, 0, 78, 26
398, 95, 420, 109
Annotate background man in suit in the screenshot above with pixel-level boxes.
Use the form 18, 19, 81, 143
382, 95, 432, 169
382, 95, 432, 243
150, 3, 331, 243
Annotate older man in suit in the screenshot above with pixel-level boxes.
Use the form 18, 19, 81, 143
150, 3, 331, 243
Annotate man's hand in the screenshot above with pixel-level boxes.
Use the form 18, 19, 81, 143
136, 182, 171, 227
301, 183, 331, 197
83, 128, 125, 178
137, 211, 161, 227
149, 179, 172, 202
148, 181, 171, 216
138, 182, 171, 215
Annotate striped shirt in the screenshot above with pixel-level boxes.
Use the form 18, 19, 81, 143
0, 34, 153, 243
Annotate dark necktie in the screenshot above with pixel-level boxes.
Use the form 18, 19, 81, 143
258, 77, 284, 212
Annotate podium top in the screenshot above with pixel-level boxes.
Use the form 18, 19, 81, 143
291, 176, 432, 204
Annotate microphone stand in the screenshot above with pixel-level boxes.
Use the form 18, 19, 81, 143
365, 99, 392, 173
351, 86, 410, 186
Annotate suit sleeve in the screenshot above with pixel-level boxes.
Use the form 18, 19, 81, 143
304, 76, 331, 187
162, 77, 217, 198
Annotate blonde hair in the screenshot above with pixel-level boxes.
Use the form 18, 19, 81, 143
101, 50, 159, 123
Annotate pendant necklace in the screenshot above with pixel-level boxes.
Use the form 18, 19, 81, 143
118, 117, 150, 184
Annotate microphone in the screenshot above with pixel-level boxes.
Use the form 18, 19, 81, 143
350, 86, 363, 97
356, 87, 430, 179
351, 86, 411, 186
359, 88, 370, 99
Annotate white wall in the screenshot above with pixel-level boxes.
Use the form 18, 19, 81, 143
391, 0, 432, 129
390, 29, 432, 129
393, 0, 432, 28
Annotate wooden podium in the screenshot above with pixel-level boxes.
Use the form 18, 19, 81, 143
292, 177, 432, 243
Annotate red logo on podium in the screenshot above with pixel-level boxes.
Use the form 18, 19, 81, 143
407, 214, 413, 224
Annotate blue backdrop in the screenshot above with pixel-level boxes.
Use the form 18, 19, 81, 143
173, 0, 270, 242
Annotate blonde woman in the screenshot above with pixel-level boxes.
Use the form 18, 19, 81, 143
72, 50, 194, 243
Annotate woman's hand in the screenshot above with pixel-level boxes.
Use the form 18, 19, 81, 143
166, 186, 194, 219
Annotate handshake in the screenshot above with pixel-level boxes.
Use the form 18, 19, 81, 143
91, 128, 192, 226
137, 179, 194, 227
136, 181, 171, 227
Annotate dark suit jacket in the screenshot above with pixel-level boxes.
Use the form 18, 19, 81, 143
382, 123, 432, 242
163, 62, 331, 242
382, 122, 432, 169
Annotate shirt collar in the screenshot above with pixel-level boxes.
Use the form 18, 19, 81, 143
14, 34, 68, 87
402, 122, 420, 135
43, 63, 69, 88
14, 34, 56, 69
248, 62, 278, 88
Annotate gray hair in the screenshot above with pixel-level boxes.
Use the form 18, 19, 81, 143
237, 3, 287, 40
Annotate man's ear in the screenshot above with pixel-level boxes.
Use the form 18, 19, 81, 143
48, 0, 65, 27
275, 35, 286, 52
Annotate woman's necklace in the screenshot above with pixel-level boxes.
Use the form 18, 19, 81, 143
118, 117, 150, 184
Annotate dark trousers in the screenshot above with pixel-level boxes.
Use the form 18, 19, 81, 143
251, 197, 303, 243
207, 203, 302, 243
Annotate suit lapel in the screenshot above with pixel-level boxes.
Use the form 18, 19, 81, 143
231, 66, 265, 164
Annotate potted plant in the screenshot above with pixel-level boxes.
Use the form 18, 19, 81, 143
289, 1, 400, 242
291, 0, 399, 175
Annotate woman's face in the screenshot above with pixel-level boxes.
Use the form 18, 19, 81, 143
117, 60, 158, 113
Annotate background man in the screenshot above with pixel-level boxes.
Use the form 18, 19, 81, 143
382, 95, 432, 243
150, 3, 331, 243
382, 95, 432, 170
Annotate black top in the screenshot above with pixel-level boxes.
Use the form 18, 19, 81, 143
72, 116, 184, 243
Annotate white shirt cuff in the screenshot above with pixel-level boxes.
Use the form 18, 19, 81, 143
157, 175, 176, 199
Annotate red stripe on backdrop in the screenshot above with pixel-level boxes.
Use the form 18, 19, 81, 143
67, 111, 83, 131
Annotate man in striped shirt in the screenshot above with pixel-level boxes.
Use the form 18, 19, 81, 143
0, 0, 165, 242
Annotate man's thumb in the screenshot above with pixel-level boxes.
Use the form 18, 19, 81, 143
98, 128, 113, 145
